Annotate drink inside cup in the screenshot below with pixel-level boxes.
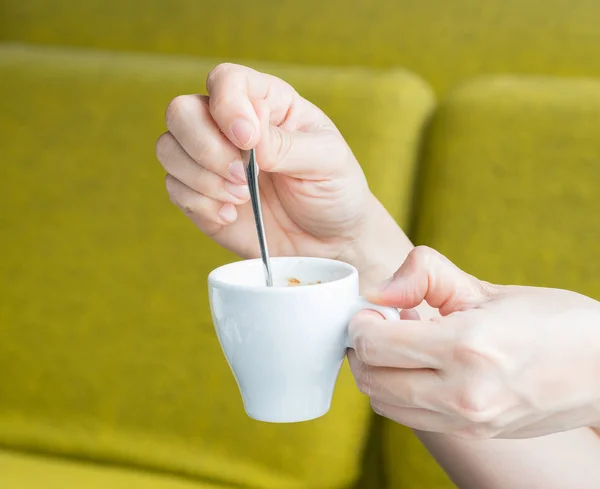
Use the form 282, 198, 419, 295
210, 257, 344, 288
287, 277, 321, 286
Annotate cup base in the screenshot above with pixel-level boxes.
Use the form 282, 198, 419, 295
244, 405, 331, 423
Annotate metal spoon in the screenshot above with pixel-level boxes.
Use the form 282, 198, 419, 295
242, 148, 273, 287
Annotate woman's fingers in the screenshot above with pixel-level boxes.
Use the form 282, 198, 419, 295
348, 350, 447, 410
164, 93, 247, 184
165, 174, 237, 238
400, 308, 421, 320
206, 63, 343, 177
348, 312, 453, 369
367, 246, 495, 316
164, 173, 262, 259
370, 403, 458, 433
157, 92, 252, 234
157, 132, 249, 205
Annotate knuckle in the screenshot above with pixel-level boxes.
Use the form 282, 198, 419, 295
410, 245, 438, 267
206, 63, 238, 92
263, 128, 293, 171
452, 384, 495, 424
165, 173, 177, 195
452, 329, 492, 367
165, 177, 185, 209
353, 331, 376, 365
178, 193, 202, 216
165, 95, 191, 128
401, 378, 421, 407
166, 177, 201, 216
178, 197, 200, 217
370, 400, 386, 417
354, 362, 373, 397
210, 91, 238, 117
155, 132, 177, 165
453, 339, 480, 366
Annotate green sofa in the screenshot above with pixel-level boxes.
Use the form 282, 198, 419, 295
1, 1, 599, 488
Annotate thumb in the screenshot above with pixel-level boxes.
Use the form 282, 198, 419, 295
366, 246, 494, 316
206, 63, 343, 178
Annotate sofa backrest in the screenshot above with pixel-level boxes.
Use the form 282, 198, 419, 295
0, 43, 433, 487
2, 0, 600, 94
414, 76, 600, 295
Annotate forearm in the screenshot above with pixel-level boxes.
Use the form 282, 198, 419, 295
418, 429, 600, 489
346, 197, 600, 488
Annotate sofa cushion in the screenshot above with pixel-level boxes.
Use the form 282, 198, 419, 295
383, 75, 600, 489
0, 449, 219, 489
0, 42, 433, 488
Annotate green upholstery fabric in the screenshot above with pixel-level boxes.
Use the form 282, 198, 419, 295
0, 42, 433, 488
3, 1, 600, 487
0, 449, 219, 489
2, 0, 600, 94
413, 76, 600, 292
382, 426, 453, 489
382, 75, 600, 489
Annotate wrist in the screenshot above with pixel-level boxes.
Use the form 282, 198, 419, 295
339, 194, 414, 291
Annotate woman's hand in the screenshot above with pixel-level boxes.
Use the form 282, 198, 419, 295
156, 63, 380, 263
348, 245, 600, 439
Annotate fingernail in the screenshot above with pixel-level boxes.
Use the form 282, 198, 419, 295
355, 310, 385, 321
228, 161, 246, 184
218, 203, 237, 223
230, 118, 255, 147
225, 181, 250, 200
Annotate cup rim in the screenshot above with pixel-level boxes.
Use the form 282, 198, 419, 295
207, 256, 358, 292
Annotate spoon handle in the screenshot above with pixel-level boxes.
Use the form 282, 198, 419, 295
243, 148, 274, 286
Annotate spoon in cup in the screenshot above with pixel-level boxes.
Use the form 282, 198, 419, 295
242, 148, 274, 287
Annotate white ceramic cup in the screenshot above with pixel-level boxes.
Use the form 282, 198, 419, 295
208, 256, 399, 423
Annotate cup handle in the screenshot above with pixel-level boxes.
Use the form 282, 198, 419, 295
345, 297, 400, 348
